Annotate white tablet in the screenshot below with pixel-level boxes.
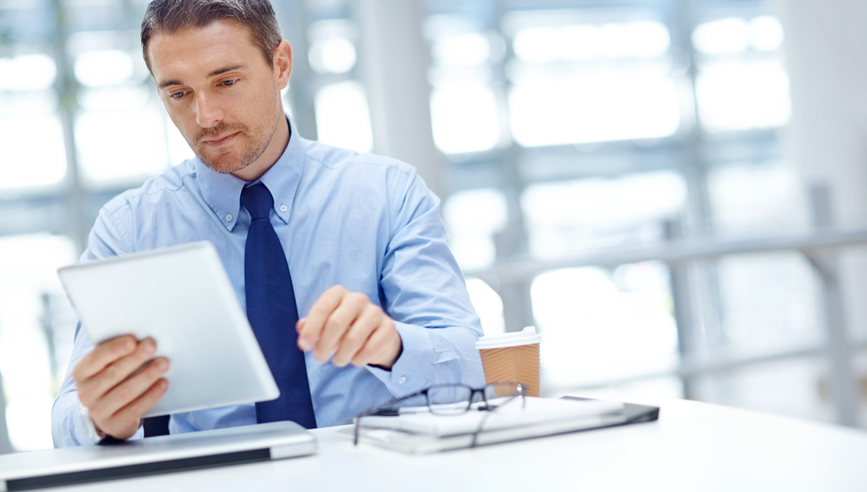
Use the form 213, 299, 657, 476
58, 241, 279, 417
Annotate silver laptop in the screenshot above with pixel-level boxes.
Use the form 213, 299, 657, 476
0, 422, 315, 491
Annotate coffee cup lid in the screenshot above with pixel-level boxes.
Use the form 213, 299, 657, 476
476, 326, 541, 350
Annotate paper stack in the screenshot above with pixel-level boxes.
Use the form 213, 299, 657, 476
354, 397, 626, 454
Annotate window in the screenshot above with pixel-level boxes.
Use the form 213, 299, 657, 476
693, 16, 790, 132
507, 18, 680, 147
531, 263, 678, 389
0, 53, 66, 190
0, 234, 77, 451
521, 171, 688, 258
314, 81, 374, 154
443, 188, 509, 270
426, 17, 505, 155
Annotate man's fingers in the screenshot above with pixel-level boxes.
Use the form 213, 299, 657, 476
298, 286, 346, 351
73, 335, 137, 382
298, 286, 395, 366
95, 357, 169, 419
331, 304, 381, 367
101, 379, 168, 440
115, 379, 169, 426
313, 292, 369, 363
81, 339, 158, 405
351, 319, 398, 367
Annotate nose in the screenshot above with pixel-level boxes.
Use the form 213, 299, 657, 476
195, 92, 224, 128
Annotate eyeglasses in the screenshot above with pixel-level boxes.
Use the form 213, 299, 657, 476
353, 381, 528, 447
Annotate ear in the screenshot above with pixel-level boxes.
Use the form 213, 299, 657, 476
273, 40, 293, 90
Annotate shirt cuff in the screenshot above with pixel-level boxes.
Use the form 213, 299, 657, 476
78, 403, 105, 444
78, 403, 147, 444
366, 321, 435, 397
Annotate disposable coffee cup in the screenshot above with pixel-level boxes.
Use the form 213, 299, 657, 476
475, 326, 541, 397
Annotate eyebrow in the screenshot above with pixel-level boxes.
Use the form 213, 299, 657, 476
208, 63, 245, 78
157, 64, 247, 89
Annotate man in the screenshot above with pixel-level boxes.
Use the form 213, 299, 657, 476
51, 0, 484, 446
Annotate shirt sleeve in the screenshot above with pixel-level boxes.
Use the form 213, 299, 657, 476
366, 167, 486, 396
51, 205, 145, 447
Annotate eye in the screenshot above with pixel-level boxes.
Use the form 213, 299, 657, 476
170, 90, 186, 99
221, 79, 238, 87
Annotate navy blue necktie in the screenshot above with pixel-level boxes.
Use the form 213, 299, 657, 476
242, 183, 317, 428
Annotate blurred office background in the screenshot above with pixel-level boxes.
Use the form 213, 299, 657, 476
2, 0, 867, 452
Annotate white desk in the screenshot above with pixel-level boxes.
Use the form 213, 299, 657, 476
49, 399, 867, 492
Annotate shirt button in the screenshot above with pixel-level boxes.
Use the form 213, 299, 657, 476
398, 376, 406, 384
280, 204, 287, 212
225, 214, 233, 222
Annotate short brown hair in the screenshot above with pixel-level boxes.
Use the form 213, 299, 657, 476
141, 0, 283, 72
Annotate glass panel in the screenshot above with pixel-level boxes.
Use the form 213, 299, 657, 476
281, 86, 295, 120
708, 162, 808, 236
0, 114, 67, 190
521, 171, 688, 259
314, 81, 373, 153
77, 85, 149, 112
425, 17, 502, 155
465, 278, 505, 336
693, 16, 784, 54
0, 234, 77, 451
443, 188, 508, 270
716, 253, 818, 343
432, 32, 491, 67
750, 16, 785, 52
532, 263, 678, 390
0, 54, 56, 91
430, 85, 500, 154
73, 49, 135, 87
504, 14, 678, 147
509, 65, 679, 147
0, 90, 58, 118
696, 59, 791, 132
692, 17, 751, 54
66, 31, 149, 86
693, 13, 789, 133
75, 106, 169, 186
164, 113, 196, 166
308, 38, 357, 74
306, 19, 359, 75
513, 21, 670, 62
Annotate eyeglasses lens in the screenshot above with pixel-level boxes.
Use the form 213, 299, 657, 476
484, 382, 522, 400
427, 385, 473, 415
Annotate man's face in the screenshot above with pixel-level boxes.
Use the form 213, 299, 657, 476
148, 20, 285, 175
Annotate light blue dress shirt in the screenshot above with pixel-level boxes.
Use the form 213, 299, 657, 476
52, 117, 485, 447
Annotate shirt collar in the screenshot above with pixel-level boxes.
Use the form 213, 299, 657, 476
196, 115, 304, 231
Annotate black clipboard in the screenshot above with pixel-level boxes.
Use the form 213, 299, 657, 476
559, 395, 660, 430
353, 396, 659, 454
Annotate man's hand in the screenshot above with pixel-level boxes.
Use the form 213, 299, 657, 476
72, 335, 169, 440
297, 286, 402, 369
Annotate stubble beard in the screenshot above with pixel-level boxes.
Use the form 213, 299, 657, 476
192, 101, 280, 175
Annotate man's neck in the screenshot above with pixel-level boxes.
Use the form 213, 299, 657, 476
232, 115, 291, 182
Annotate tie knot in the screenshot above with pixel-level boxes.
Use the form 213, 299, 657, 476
241, 183, 273, 220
